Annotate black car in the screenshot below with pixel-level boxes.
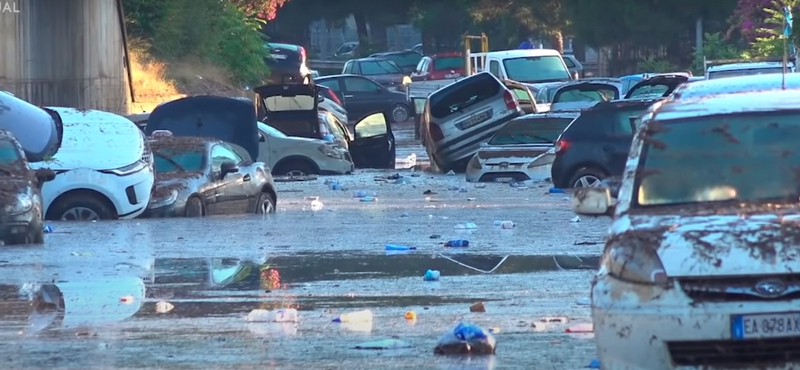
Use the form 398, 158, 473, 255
264, 42, 311, 84
342, 57, 407, 88
315, 74, 413, 123
369, 50, 423, 74
0, 130, 55, 244
142, 135, 277, 218
550, 99, 658, 189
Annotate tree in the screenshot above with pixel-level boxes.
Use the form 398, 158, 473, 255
231, 0, 290, 20
732, 0, 797, 57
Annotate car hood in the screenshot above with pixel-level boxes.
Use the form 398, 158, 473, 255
476, 143, 553, 165
617, 213, 800, 277
33, 108, 143, 171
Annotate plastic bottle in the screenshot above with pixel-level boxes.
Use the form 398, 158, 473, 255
501, 221, 515, 229
423, 269, 441, 281
360, 196, 378, 202
385, 244, 416, 251
310, 199, 324, 211
353, 190, 377, 198
445, 239, 469, 247
246, 308, 299, 323
333, 309, 373, 323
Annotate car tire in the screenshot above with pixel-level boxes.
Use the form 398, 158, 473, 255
568, 167, 607, 189
273, 159, 318, 177
389, 104, 411, 123
185, 196, 205, 217
48, 194, 115, 221
255, 192, 276, 214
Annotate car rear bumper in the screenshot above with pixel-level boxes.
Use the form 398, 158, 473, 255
431, 112, 520, 170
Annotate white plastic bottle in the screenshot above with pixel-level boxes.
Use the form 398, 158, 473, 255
333, 309, 373, 323
246, 308, 299, 323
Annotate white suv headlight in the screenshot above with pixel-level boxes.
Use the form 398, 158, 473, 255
602, 244, 669, 286
318, 144, 343, 159
5, 194, 33, 215
101, 160, 146, 176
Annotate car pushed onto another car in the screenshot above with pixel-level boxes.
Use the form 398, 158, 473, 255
572, 89, 800, 370
0, 131, 55, 245
143, 135, 277, 218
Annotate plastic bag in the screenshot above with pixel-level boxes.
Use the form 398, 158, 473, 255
433, 322, 497, 355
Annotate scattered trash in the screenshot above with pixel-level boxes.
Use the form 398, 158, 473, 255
469, 302, 486, 313
444, 239, 469, 247
70, 252, 92, 257
328, 182, 345, 190
333, 309, 373, 323
394, 177, 412, 184
274, 174, 319, 182
360, 196, 378, 202
488, 327, 500, 334
429, 234, 441, 239
155, 301, 174, 313
454, 222, 477, 229
474, 184, 486, 188
493, 220, 515, 229
423, 269, 441, 281
400, 212, 409, 217
458, 187, 468, 193
310, 199, 324, 211
386, 244, 416, 251
576, 298, 591, 306
561, 196, 570, 201
549, 187, 565, 193
405, 311, 417, 320
467, 197, 476, 201
354, 339, 412, 350
571, 216, 581, 222
43, 224, 53, 233
246, 308, 299, 323
446, 170, 456, 175
354, 190, 377, 198
423, 189, 437, 195
119, 295, 134, 304
566, 323, 594, 333
586, 359, 601, 368
509, 181, 527, 188
574, 241, 600, 246
540, 317, 568, 323
434, 322, 496, 355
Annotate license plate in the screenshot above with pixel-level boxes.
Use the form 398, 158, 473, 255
456, 111, 492, 130
271, 54, 287, 59
495, 177, 513, 183
731, 312, 800, 339
445, 73, 461, 78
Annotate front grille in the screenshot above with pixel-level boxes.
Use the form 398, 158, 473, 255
678, 275, 800, 302
142, 140, 153, 166
668, 338, 800, 367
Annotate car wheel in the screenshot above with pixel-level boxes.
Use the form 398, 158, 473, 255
185, 196, 204, 217
568, 167, 606, 188
48, 194, 115, 221
255, 192, 276, 214
273, 159, 318, 177
390, 104, 410, 123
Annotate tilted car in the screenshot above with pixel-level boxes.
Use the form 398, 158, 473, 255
143, 135, 277, 218
0, 131, 55, 244
572, 89, 800, 370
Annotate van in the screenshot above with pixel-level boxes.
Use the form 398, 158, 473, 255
468, 49, 573, 85
421, 72, 522, 173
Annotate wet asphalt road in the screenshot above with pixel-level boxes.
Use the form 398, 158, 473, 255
0, 121, 611, 370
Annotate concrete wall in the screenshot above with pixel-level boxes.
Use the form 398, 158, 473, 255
0, 0, 128, 114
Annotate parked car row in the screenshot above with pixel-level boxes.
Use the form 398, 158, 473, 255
568, 72, 800, 369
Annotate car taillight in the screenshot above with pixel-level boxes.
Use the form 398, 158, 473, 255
300, 47, 307, 62
327, 90, 343, 105
503, 90, 517, 110
429, 122, 444, 142
555, 139, 570, 154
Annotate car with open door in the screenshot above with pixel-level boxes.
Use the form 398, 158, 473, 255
253, 83, 324, 140
348, 112, 396, 169
623, 74, 689, 100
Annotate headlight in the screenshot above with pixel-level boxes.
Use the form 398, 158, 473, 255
5, 194, 33, 215
149, 189, 178, 209
101, 160, 146, 176
602, 244, 669, 286
467, 155, 482, 170
318, 145, 343, 159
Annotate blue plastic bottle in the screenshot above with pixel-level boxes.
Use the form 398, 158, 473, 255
386, 244, 416, 251
423, 269, 441, 281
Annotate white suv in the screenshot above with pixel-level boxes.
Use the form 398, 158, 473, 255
572, 90, 800, 370
32, 108, 154, 221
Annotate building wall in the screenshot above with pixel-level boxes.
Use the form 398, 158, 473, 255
308, 16, 422, 58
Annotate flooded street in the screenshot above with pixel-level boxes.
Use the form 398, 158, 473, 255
0, 123, 610, 369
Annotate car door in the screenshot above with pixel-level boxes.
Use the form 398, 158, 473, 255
605, 110, 638, 174
349, 112, 395, 169
209, 143, 250, 214
411, 58, 428, 81
341, 76, 386, 122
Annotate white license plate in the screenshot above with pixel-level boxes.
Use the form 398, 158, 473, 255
494, 177, 513, 183
445, 73, 461, 78
731, 312, 800, 339
271, 54, 287, 59
457, 111, 491, 130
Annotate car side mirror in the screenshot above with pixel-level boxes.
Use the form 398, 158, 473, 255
354, 113, 389, 140
220, 161, 239, 177
35, 168, 56, 183
317, 94, 325, 103
571, 187, 614, 216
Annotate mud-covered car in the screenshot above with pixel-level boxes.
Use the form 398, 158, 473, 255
0, 131, 55, 244
572, 89, 800, 369
142, 135, 277, 218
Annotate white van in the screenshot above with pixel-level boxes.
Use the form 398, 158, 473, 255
32, 108, 154, 221
468, 49, 573, 85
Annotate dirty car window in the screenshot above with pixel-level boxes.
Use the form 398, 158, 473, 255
636, 113, 800, 206
502, 56, 571, 83
627, 84, 670, 99
153, 150, 204, 173
488, 117, 573, 145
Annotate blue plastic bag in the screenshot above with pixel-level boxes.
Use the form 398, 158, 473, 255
434, 322, 496, 355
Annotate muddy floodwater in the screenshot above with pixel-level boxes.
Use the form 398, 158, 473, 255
0, 124, 611, 369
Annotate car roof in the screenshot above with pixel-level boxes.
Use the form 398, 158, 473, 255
517, 112, 580, 120
353, 57, 390, 62
707, 61, 787, 72
652, 90, 800, 122
671, 72, 800, 99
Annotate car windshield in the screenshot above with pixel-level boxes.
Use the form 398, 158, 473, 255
433, 57, 464, 70
488, 117, 574, 145
153, 149, 204, 173
382, 53, 422, 69
361, 60, 402, 75
502, 56, 571, 83
635, 112, 800, 207
708, 67, 785, 79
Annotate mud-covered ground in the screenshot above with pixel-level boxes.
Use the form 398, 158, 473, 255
0, 121, 611, 370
